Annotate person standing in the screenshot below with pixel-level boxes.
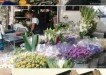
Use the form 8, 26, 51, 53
25, 10, 40, 34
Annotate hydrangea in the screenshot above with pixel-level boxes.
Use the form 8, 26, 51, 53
65, 45, 92, 60
44, 43, 72, 58
87, 44, 102, 55
55, 43, 72, 58
77, 39, 103, 55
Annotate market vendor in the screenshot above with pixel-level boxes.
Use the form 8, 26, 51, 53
25, 10, 40, 34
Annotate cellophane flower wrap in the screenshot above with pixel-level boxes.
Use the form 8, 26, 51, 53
43, 42, 73, 58
64, 36, 77, 45
55, 43, 72, 58
77, 38, 103, 55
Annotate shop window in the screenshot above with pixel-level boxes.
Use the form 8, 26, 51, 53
66, 6, 79, 11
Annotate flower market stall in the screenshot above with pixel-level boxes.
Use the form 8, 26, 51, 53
0, 6, 106, 68
9, 21, 105, 68
0, 6, 58, 67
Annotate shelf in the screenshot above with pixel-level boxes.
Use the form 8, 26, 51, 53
14, 9, 28, 11
15, 17, 26, 18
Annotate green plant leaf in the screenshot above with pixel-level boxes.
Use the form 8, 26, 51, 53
31, 34, 39, 52
63, 60, 73, 68
23, 33, 32, 51
46, 58, 59, 68
80, 6, 97, 36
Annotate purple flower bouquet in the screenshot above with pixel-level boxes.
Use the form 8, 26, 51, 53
66, 45, 91, 59
65, 45, 92, 63
86, 44, 103, 57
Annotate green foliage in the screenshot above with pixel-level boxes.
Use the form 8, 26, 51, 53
13, 47, 26, 55
59, 33, 65, 43
63, 59, 73, 68
46, 58, 59, 68
80, 6, 97, 25
45, 28, 57, 44
22, 32, 39, 52
55, 22, 70, 31
79, 6, 97, 37
45, 28, 65, 44
46, 58, 73, 68
32, 34, 39, 52
45, 23, 69, 44
79, 31, 87, 38
86, 20, 97, 36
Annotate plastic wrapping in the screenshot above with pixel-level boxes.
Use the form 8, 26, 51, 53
0, 52, 13, 65
37, 37, 103, 64
64, 36, 77, 45
37, 44, 59, 58
37, 43, 72, 58
77, 38, 103, 55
